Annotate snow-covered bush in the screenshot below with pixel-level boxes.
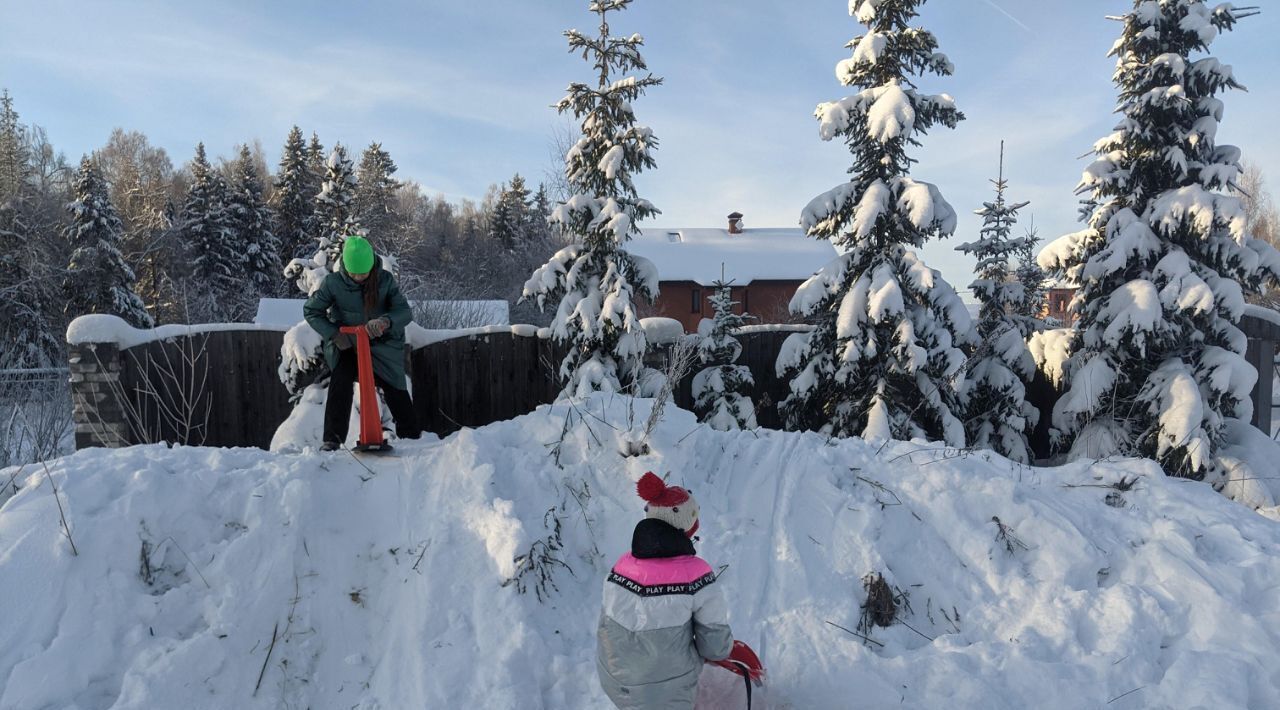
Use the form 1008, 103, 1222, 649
1037, 2, 1280, 478
693, 284, 756, 431
953, 146, 1037, 462
778, 0, 975, 444
520, 0, 663, 398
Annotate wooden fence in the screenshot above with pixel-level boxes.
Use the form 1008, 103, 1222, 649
69, 314, 1280, 451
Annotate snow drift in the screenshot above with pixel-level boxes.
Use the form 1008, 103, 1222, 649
2, 396, 1279, 709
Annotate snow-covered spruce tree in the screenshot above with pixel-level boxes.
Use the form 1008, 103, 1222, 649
63, 157, 153, 328
180, 143, 241, 320
520, 0, 662, 397
491, 174, 532, 249
1038, 2, 1280, 479
953, 145, 1037, 462
354, 141, 400, 243
693, 283, 757, 430
227, 145, 281, 299
273, 126, 320, 261
488, 181, 516, 249
778, 0, 974, 443
530, 182, 555, 242
0, 90, 61, 367
1015, 221, 1047, 322
313, 144, 363, 270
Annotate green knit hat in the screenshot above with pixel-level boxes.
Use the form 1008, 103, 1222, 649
342, 236, 375, 274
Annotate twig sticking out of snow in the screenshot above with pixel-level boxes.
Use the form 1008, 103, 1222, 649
1107, 686, 1146, 704
990, 516, 1030, 554
854, 474, 902, 509
503, 507, 575, 602
412, 541, 430, 574
2, 463, 26, 499
825, 619, 885, 647
253, 622, 280, 696
39, 459, 76, 557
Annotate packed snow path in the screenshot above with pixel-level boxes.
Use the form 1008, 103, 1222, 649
2, 397, 1279, 709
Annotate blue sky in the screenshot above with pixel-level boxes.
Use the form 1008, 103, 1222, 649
2, 0, 1277, 287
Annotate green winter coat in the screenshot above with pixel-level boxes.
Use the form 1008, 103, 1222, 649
303, 259, 413, 390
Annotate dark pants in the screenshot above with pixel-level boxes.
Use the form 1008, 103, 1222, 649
323, 348, 421, 444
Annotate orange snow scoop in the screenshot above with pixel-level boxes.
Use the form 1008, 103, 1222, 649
339, 325, 391, 453
709, 640, 765, 708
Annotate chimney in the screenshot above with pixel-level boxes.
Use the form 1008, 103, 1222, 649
727, 212, 744, 234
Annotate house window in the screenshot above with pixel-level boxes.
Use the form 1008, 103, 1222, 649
743, 288, 749, 313
691, 288, 702, 313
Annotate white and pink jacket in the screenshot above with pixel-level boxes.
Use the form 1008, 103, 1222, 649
596, 519, 734, 709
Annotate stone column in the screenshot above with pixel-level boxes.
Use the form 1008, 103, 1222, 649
68, 342, 129, 449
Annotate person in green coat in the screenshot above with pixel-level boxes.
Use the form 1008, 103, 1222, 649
304, 236, 420, 450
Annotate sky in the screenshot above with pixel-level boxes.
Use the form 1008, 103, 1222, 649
2, 0, 1278, 290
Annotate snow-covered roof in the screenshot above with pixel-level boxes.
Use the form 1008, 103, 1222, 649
627, 227, 838, 286
254, 299, 510, 328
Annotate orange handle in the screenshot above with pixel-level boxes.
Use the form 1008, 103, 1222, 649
340, 325, 384, 447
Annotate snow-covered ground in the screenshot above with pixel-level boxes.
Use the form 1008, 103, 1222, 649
2, 397, 1280, 709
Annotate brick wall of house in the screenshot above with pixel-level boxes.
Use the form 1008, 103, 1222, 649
1045, 287, 1077, 325
651, 279, 803, 332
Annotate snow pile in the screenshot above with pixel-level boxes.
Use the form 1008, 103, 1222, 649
3, 396, 1280, 709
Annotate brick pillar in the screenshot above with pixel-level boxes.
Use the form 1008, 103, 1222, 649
69, 342, 129, 449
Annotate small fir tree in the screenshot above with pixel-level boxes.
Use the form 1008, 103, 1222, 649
954, 143, 1037, 462
693, 282, 757, 430
1015, 220, 1047, 322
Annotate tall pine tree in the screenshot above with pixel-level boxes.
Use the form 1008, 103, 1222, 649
227, 144, 281, 299
954, 144, 1037, 462
778, 0, 974, 444
529, 182, 555, 242
273, 126, 320, 261
313, 144, 363, 269
354, 141, 400, 244
63, 156, 153, 328
490, 174, 532, 249
521, 0, 663, 397
1015, 220, 1047, 322
180, 143, 239, 320
1038, 2, 1279, 478
0, 90, 60, 367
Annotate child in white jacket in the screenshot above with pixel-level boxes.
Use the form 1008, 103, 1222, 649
596, 472, 734, 709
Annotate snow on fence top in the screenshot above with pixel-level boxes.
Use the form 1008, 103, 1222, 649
1244, 304, 1280, 330
628, 227, 838, 286
405, 323, 541, 349
254, 298, 510, 329
66, 314, 291, 349
732, 323, 815, 334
